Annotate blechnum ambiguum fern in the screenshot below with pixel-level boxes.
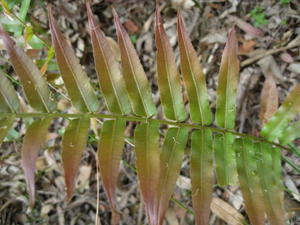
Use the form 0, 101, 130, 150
0, 2, 299, 225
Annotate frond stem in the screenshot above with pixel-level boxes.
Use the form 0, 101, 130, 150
0, 112, 291, 152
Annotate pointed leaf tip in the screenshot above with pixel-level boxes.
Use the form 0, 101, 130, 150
156, 127, 188, 224
135, 122, 160, 224
177, 11, 212, 125
98, 119, 126, 210
113, 7, 156, 117
216, 27, 239, 129
155, 5, 186, 121
22, 118, 52, 207
86, 3, 131, 114
0, 28, 56, 112
49, 7, 100, 113
62, 118, 90, 200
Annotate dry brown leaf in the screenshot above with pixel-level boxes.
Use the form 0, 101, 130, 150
230, 16, 264, 37
211, 197, 246, 225
123, 20, 139, 34
35, 156, 47, 171
259, 72, 278, 124
77, 165, 92, 189
288, 63, 300, 74
258, 55, 284, 82
239, 39, 256, 55
166, 209, 180, 225
280, 52, 294, 63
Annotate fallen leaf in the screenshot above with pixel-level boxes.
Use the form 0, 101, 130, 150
176, 175, 191, 190
284, 176, 300, 203
280, 52, 294, 63
201, 31, 227, 44
259, 72, 278, 124
211, 197, 247, 225
166, 209, 179, 225
230, 16, 264, 37
258, 56, 284, 82
239, 39, 256, 54
77, 165, 92, 189
288, 63, 300, 74
123, 20, 139, 34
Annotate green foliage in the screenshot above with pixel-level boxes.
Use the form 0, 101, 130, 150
250, 7, 268, 27
280, 0, 291, 4
130, 34, 138, 44
0, 2, 299, 225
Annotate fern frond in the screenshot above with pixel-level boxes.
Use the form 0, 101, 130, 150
0, 3, 299, 225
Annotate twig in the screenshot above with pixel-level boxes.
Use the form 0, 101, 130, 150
241, 41, 300, 67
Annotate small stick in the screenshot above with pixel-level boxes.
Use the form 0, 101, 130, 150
241, 41, 300, 67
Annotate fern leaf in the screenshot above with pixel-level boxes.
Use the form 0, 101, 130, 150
191, 129, 213, 225
21, 117, 52, 207
177, 12, 212, 125
214, 133, 237, 185
216, 28, 239, 129
235, 138, 265, 225
261, 83, 300, 140
156, 127, 188, 225
214, 29, 239, 186
0, 72, 19, 113
134, 121, 160, 225
113, 9, 156, 117
256, 142, 284, 225
61, 117, 90, 200
48, 7, 100, 113
86, 3, 131, 115
155, 6, 186, 121
0, 29, 55, 112
279, 120, 300, 144
98, 119, 126, 210
0, 117, 15, 143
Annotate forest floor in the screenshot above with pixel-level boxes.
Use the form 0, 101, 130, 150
0, 0, 300, 224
